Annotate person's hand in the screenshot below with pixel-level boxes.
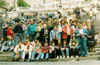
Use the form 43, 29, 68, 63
36, 50, 40, 53
43, 51, 46, 53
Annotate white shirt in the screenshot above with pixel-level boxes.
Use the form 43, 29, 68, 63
79, 29, 83, 34
14, 44, 24, 53
67, 26, 70, 35
24, 45, 32, 52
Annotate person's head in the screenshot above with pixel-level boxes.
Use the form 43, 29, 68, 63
1, 37, 4, 41
65, 22, 68, 27
58, 22, 61, 26
34, 38, 37, 43
58, 40, 61, 45
44, 42, 48, 46
51, 42, 55, 46
82, 22, 86, 26
54, 18, 57, 23
61, 19, 65, 25
30, 19, 34, 24
54, 25, 57, 31
8, 25, 12, 29
63, 40, 67, 45
69, 19, 73, 24
72, 41, 76, 46
36, 40, 40, 45
43, 23, 47, 29
27, 41, 31, 46
18, 41, 22, 46
72, 33, 76, 39
79, 24, 83, 29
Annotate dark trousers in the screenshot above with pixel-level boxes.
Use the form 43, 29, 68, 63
56, 48, 61, 57
49, 50, 56, 59
70, 48, 79, 57
67, 35, 71, 44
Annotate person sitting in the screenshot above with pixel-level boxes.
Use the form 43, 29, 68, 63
69, 40, 79, 58
41, 42, 49, 61
49, 42, 56, 59
11, 41, 24, 61
31, 40, 42, 61
3, 36, 15, 52
56, 40, 62, 59
61, 40, 69, 58
0, 37, 6, 52
22, 41, 32, 61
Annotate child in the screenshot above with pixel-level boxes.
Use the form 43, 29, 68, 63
31, 40, 42, 61
49, 42, 56, 59
23, 41, 32, 61
69, 40, 79, 58
11, 41, 24, 61
56, 40, 62, 59
41, 42, 49, 61
61, 40, 69, 58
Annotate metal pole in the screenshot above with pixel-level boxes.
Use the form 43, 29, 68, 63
59, 0, 62, 8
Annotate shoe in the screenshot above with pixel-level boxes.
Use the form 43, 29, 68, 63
22, 59, 24, 62
27, 59, 30, 62
67, 56, 69, 58
63, 56, 65, 59
57, 56, 59, 59
60, 56, 62, 59
76, 56, 79, 58
10, 59, 13, 62
71, 56, 73, 58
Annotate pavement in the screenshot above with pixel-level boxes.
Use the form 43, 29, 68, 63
0, 61, 100, 65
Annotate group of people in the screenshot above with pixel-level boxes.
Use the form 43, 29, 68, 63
0, 7, 97, 62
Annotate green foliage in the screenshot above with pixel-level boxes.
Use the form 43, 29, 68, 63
0, 0, 6, 6
17, 0, 30, 7
85, 0, 88, 1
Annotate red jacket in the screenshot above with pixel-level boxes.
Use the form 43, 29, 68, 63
41, 45, 49, 53
62, 26, 73, 39
7, 27, 14, 37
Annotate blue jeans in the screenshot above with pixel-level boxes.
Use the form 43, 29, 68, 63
12, 51, 24, 59
3, 46, 14, 52
79, 38, 87, 56
61, 48, 69, 57
29, 34, 35, 42
31, 51, 42, 60
41, 52, 49, 59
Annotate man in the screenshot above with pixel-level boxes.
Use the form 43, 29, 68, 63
40, 23, 48, 46
50, 25, 61, 45
76, 24, 88, 57
13, 22, 24, 45
62, 22, 73, 44
27, 20, 36, 42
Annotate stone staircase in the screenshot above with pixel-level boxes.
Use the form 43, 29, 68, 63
0, 51, 100, 62
93, 11, 100, 33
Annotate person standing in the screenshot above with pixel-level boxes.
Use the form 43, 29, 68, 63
27, 20, 36, 42
50, 25, 61, 45
76, 24, 88, 57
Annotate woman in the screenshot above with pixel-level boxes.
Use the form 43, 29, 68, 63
87, 24, 96, 52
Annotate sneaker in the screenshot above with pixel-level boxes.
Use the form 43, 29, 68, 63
63, 56, 65, 59
57, 56, 59, 59
76, 56, 79, 58
67, 56, 69, 58
27, 59, 30, 62
71, 56, 73, 58
60, 56, 62, 59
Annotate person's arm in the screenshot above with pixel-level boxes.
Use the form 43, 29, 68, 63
45, 46, 49, 53
50, 30, 53, 41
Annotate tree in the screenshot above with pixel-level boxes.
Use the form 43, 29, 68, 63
0, 0, 6, 6
17, 0, 30, 7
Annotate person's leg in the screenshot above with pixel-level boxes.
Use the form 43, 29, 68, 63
20, 51, 24, 59
83, 39, 87, 56
29, 34, 32, 42
0, 45, 5, 52
61, 50, 65, 57
22, 51, 25, 60
46, 52, 49, 59
29, 51, 32, 60
70, 48, 73, 56
79, 39, 84, 56
75, 48, 79, 56
3, 46, 8, 52
41, 52, 44, 60
36, 52, 42, 60
12, 52, 15, 59
8, 47, 14, 52
66, 48, 69, 56
31, 51, 36, 60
